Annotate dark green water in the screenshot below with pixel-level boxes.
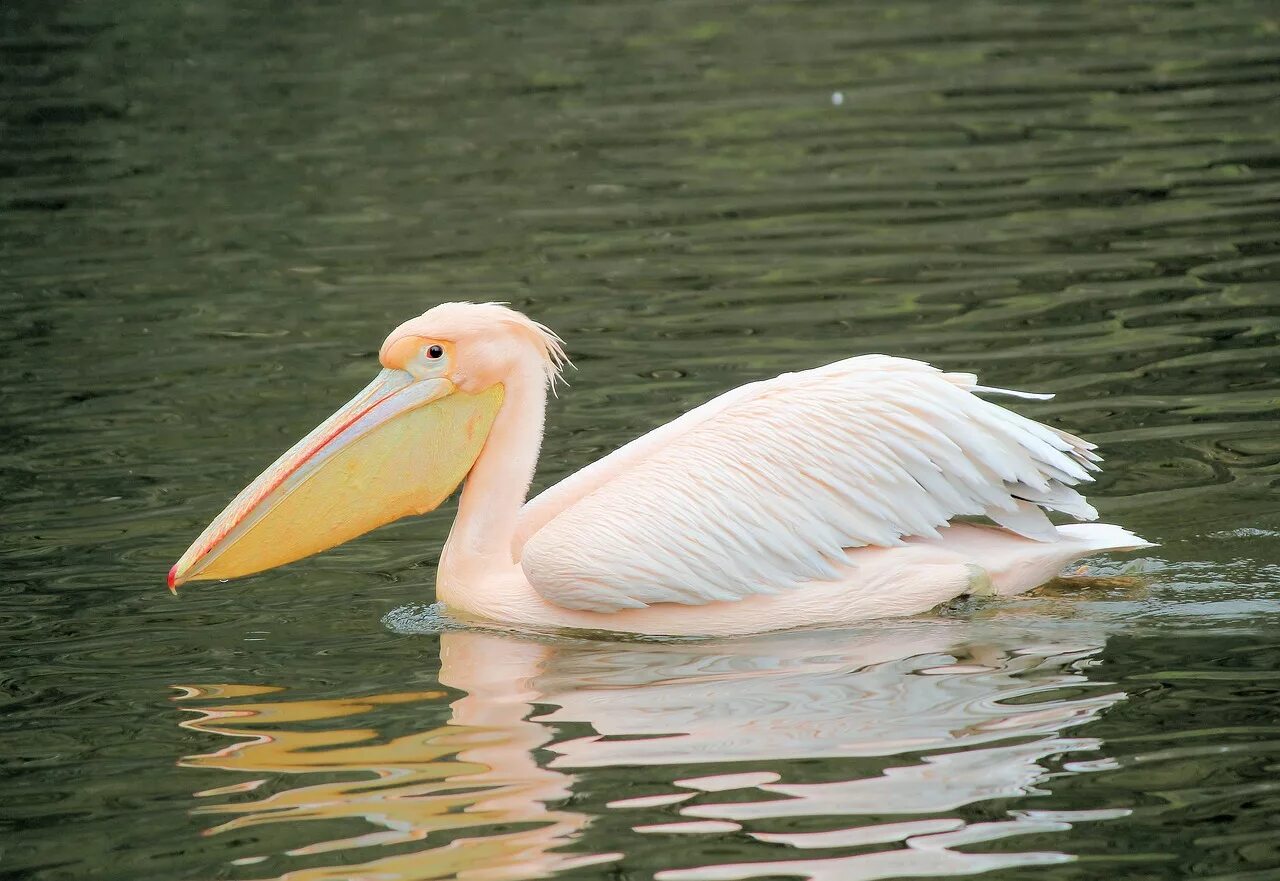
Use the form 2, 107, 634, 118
3, 0, 1280, 879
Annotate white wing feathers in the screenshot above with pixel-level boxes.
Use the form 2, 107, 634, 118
520, 355, 1102, 613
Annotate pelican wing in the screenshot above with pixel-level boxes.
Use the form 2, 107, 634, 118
520, 356, 1101, 613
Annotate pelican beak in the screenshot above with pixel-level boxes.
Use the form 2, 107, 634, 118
169, 369, 503, 591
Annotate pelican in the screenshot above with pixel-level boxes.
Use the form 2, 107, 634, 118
169, 302, 1150, 635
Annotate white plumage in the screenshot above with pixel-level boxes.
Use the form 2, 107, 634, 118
521, 355, 1102, 613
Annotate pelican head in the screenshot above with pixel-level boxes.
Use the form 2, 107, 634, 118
169, 302, 566, 591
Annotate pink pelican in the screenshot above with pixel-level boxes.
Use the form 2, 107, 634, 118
169, 302, 1150, 636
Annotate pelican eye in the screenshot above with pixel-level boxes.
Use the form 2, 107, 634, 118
426, 345, 444, 359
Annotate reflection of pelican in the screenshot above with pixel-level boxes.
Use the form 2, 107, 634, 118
170, 303, 1149, 635
176, 619, 1127, 880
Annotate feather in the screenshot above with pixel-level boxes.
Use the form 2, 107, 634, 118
519, 355, 1101, 613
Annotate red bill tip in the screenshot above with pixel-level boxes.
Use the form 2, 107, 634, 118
167, 564, 178, 595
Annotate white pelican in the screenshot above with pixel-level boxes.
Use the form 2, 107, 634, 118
169, 302, 1150, 635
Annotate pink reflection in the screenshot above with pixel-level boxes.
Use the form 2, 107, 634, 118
174, 617, 1127, 881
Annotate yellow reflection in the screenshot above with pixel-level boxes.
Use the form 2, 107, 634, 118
174, 636, 616, 881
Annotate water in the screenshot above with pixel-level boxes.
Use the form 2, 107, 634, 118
2, 0, 1279, 878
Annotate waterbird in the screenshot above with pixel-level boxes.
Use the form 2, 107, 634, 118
169, 302, 1150, 635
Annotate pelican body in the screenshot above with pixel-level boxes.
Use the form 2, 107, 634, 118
170, 303, 1149, 636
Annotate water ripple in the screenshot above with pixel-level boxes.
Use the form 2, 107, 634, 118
2, 0, 1279, 878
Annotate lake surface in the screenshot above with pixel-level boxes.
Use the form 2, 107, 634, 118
3, 0, 1279, 879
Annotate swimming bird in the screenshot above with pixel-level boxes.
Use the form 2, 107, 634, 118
169, 302, 1150, 636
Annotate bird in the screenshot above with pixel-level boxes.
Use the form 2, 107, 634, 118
169, 302, 1151, 636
